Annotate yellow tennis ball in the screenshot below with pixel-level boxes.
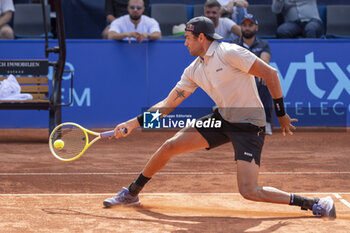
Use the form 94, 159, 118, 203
54, 139, 65, 150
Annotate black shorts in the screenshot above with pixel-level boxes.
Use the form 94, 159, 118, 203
195, 108, 265, 166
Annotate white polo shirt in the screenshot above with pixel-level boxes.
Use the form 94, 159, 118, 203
109, 15, 161, 41
0, 0, 15, 15
176, 41, 266, 127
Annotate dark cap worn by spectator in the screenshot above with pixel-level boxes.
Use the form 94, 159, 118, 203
241, 14, 258, 25
185, 16, 223, 40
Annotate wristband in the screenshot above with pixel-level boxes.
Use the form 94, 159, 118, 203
273, 97, 286, 117
137, 113, 144, 127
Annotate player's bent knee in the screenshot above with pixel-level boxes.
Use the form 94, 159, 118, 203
161, 138, 174, 151
159, 138, 180, 156
239, 185, 259, 201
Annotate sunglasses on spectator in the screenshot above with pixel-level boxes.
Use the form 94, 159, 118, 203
129, 5, 143, 10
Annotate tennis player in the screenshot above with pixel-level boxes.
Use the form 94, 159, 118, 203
104, 16, 336, 218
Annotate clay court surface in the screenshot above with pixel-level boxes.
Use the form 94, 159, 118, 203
0, 128, 350, 232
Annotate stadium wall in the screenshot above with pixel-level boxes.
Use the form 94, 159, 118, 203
0, 39, 349, 128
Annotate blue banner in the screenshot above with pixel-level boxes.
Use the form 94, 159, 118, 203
0, 39, 349, 128
269, 40, 349, 127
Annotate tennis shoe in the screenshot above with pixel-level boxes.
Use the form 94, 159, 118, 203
103, 187, 140, 207
312, 196, 336, 218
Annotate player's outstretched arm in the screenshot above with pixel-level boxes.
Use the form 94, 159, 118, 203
112, 87, 191, 139
248, 57, 298, 136
148, 86, 192, 117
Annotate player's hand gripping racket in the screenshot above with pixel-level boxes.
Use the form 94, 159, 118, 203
49, 122, 126, 162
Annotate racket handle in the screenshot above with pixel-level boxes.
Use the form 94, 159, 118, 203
101, 128, 127, 138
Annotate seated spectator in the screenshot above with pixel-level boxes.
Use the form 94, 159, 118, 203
231, 14, 273, 134
272, 0, 323, 38
204, 0, 241, 40
0, 0, 15, 39
102, 0, 150, 39
108, 0, 161, 43
215, 0, 248, 23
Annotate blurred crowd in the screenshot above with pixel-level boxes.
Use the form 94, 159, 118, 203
1, 0, 348, 40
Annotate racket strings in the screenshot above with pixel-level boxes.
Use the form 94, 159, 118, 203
50, 125, 88, 160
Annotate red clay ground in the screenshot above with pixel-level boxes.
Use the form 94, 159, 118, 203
0, 128, 349, 232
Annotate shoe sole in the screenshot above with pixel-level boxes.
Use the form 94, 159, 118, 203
327, 202, 336, 219
103, 200, 141, 207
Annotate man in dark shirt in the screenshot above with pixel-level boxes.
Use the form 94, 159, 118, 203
231, 14, 273, 134
102, 0, 149, 39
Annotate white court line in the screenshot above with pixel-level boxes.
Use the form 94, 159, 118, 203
1, 192, 350, 197
333, 193, 350, 209
1, 171, 350, 176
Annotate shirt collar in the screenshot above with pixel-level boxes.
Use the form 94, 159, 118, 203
200, 40, 219, 63
239, 37, 259, 50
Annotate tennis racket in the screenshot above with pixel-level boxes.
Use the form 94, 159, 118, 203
49, 122, 126, 162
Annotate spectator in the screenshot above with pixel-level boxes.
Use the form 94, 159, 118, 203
231, 14, 273, 134
102, 0, 150, 39
204, 0, 241, 40
215, 0, 248, 23
107, 0, 161, 43
272, 0, 323, 38
0, 0, 14, 39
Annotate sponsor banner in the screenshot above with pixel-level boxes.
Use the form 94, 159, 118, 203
269, 40, 350, 127
0, 60, 48, 75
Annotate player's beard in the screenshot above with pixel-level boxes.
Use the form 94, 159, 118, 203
242, 30, 255, 39
188, 48, 198, 57
187, 45, 201, 57
130, 14, 141, 21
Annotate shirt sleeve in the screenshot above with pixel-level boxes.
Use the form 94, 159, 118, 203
109, 18, 121, 33
223, 18, 236, 28
148, 18, 161, 34
223, 44, 257, 73
175, 65, 198, 93
3, 0, 15, 13
223, 18, 236, 31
